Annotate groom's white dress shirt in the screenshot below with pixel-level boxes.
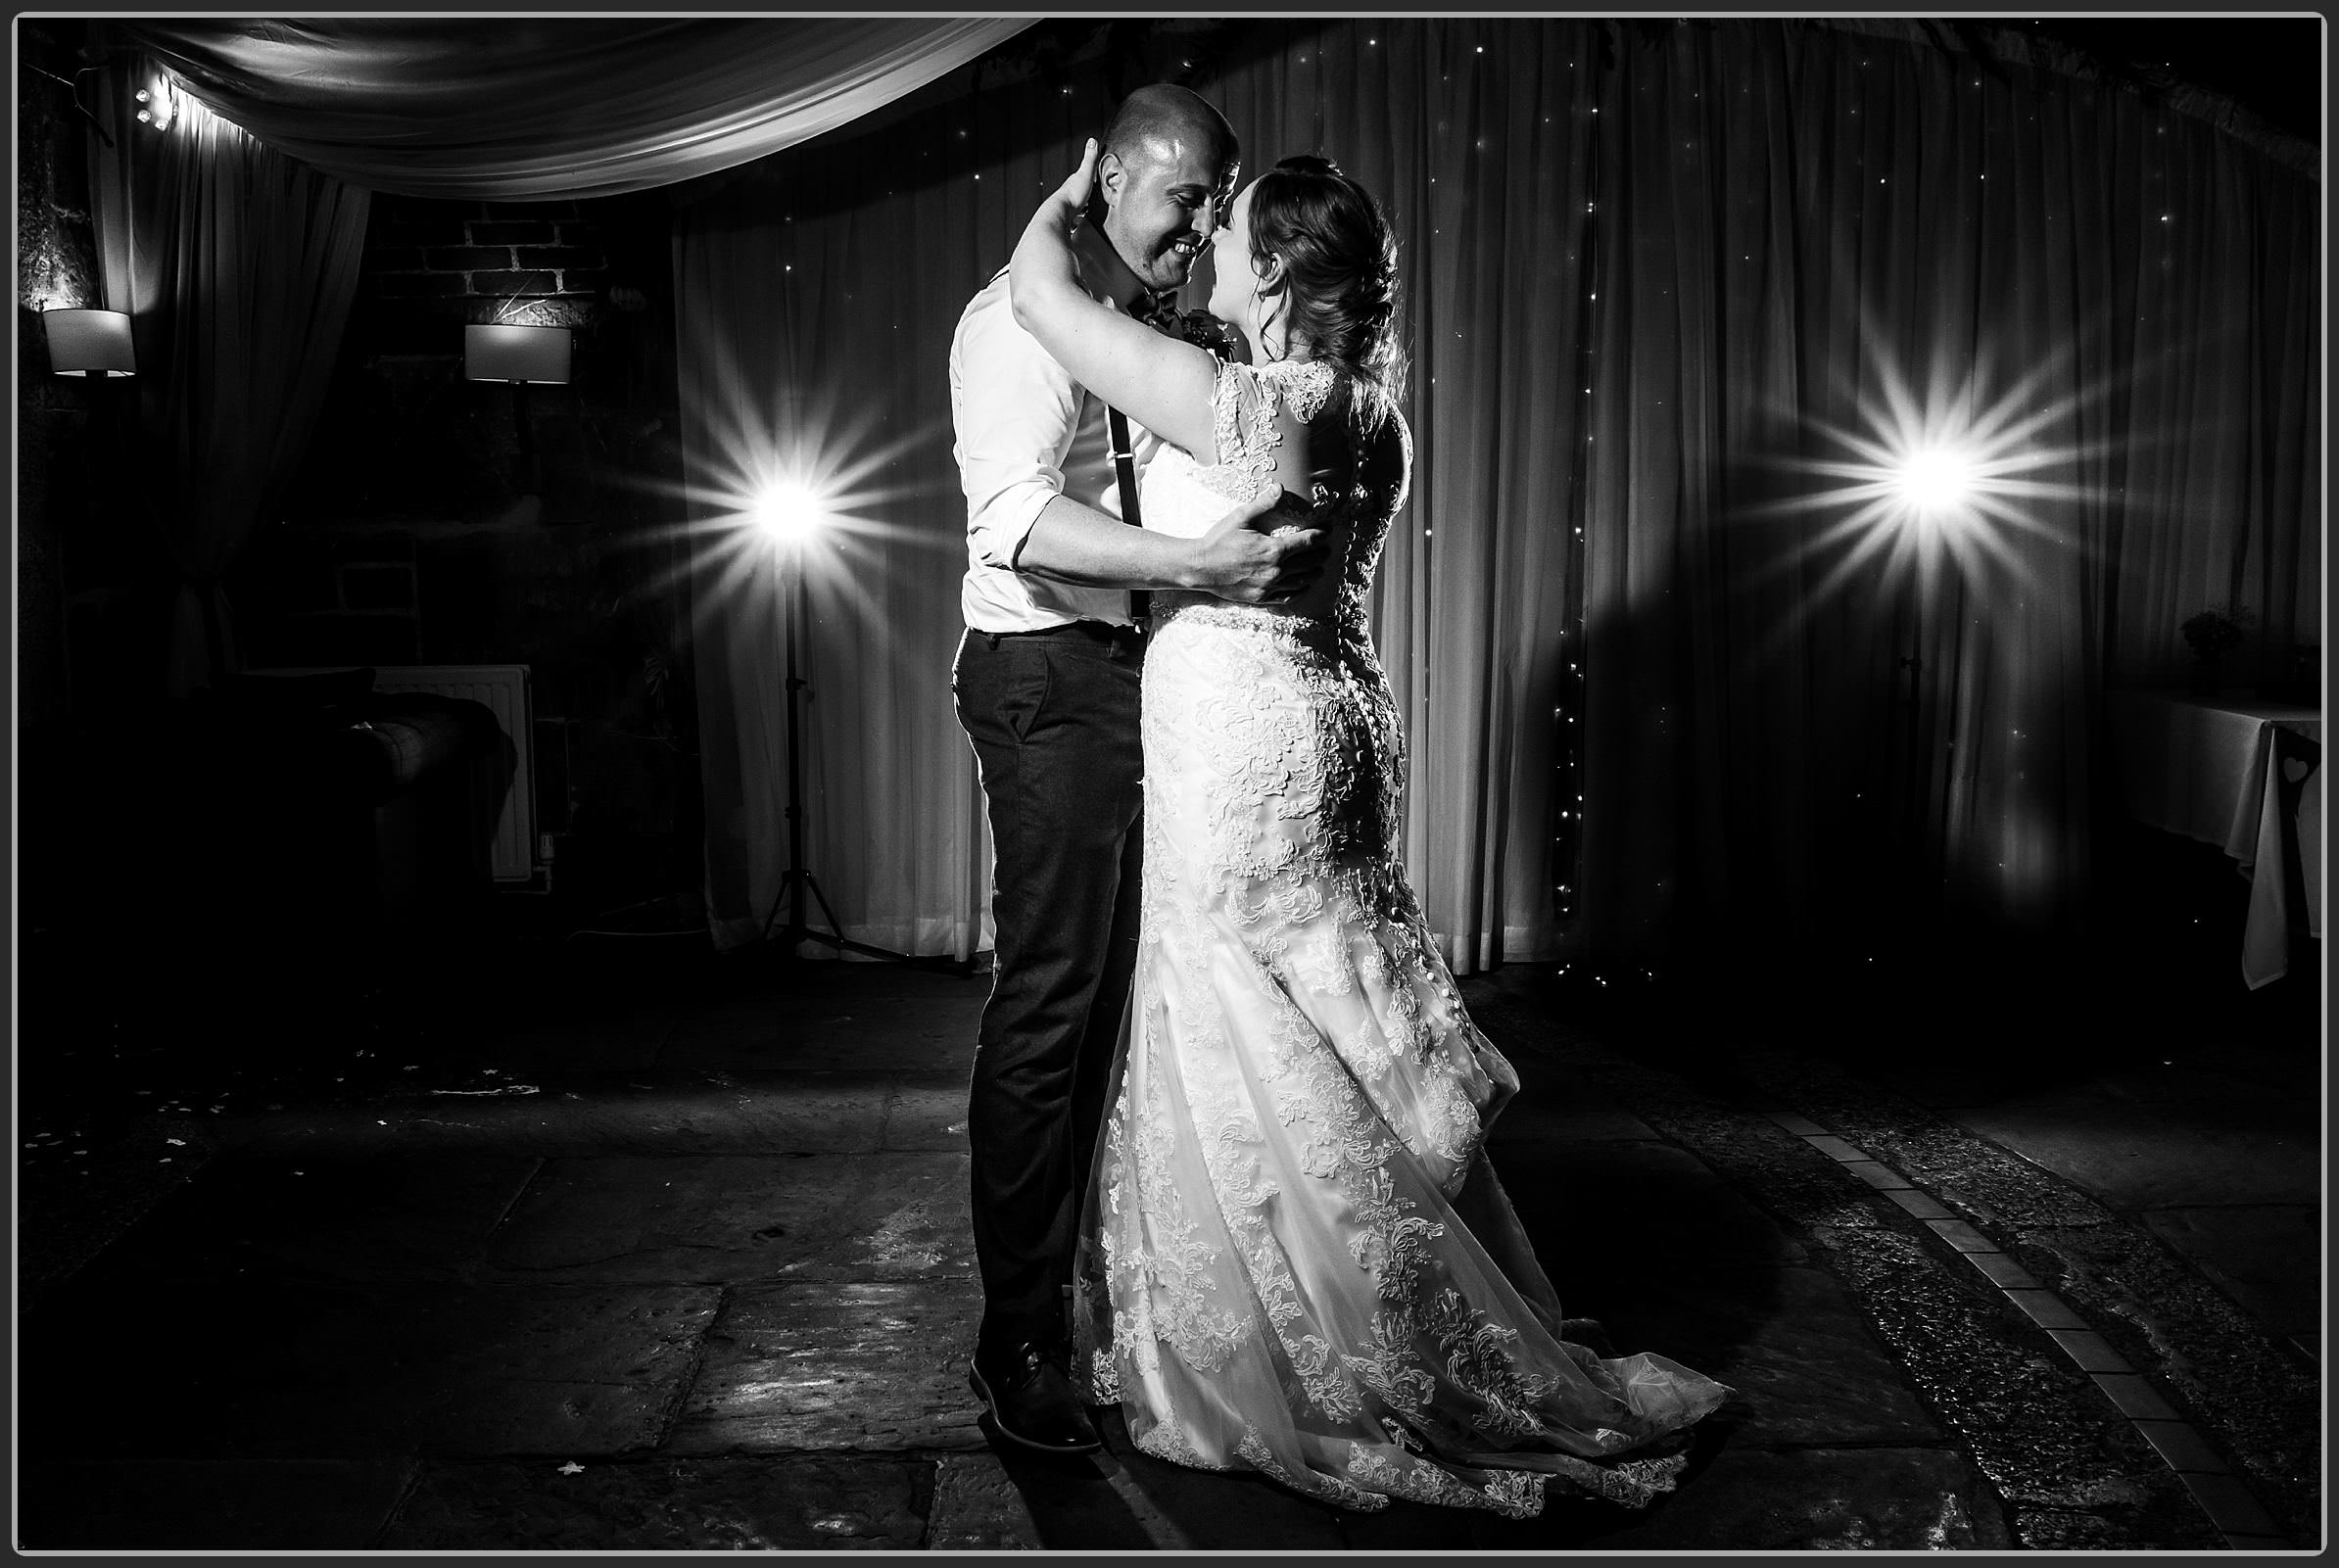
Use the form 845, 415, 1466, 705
951, 266, 1163, 635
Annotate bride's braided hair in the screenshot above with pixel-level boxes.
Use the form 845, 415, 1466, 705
1247, 154, 1406, 441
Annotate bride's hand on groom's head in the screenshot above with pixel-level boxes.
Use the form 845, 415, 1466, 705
1049, 138, 1101, 222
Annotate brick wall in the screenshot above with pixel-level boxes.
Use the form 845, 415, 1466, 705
17, 20, 112, 726
360, 195, 612, 342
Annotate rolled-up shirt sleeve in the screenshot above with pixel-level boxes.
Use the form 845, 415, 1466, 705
954, 291, 1078, 571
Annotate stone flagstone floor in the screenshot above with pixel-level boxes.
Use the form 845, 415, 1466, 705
16, 922, 2319, 1553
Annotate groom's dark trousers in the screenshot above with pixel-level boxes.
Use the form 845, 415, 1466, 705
952, 619, 1145, 1356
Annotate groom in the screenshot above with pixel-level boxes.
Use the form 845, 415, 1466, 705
948, 84, 1319, 1455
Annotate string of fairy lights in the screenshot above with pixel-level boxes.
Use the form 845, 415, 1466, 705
1552, 59, 1599, 939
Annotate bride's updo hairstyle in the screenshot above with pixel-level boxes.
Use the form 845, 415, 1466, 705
1247, 154, 1406, 441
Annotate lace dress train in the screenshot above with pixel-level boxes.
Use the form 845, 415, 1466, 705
1070, 357, 1729, 1517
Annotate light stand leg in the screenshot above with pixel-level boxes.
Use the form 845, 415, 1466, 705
1897, 580, 1925, 895
786, 557, 808, 941
755, 541, 969, 975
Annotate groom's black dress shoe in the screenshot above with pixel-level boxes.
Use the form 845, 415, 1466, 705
970, 1341, 1102, 1454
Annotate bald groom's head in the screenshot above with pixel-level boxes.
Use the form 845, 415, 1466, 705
1102, 84, 1238, 179
1095, 85, 1241, 295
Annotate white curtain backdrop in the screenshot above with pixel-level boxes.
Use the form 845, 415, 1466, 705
670, 19, 2315, 973
124, 17, 2310, 969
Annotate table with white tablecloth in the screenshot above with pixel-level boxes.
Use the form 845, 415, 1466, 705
2105, 691, 2322, 989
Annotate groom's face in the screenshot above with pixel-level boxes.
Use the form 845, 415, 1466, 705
1101, 131, 1239, 296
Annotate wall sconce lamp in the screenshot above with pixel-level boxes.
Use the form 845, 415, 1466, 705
464, 323, 571, 387
43, 308, 136, 377
465, 323, 570, 493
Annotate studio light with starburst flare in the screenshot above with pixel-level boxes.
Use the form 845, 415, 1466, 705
750, 479, 831, 547
1769, 336, 2093, 609
649, 370, 941, 634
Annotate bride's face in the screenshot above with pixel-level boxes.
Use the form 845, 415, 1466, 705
1205, 181, 1267, 329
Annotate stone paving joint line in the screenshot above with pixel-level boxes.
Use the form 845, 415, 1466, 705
1772, 1104, 2291, 1553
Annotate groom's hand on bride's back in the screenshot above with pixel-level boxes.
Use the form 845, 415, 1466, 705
1192, 490, 1326, 604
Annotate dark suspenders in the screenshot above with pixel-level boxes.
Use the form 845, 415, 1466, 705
994, 263, 1153, 623
1108, 405, 1148, 624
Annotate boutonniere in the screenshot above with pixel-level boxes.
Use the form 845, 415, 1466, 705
1136, 293, 1239, 362
1170, 309, 1241, 362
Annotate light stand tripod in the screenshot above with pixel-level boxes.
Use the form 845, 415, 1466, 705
1896, 567, 1927, 875
753, 533, 947, 970
1889, 546, 1973, 933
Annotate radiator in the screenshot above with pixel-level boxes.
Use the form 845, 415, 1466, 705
254, 663, 538, 882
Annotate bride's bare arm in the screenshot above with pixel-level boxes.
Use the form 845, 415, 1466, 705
1010, 139, 1220, 458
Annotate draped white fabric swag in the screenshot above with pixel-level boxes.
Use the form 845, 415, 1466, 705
118, 19, 1033, 200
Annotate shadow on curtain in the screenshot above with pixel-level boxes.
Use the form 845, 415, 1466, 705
1573, 20, 2317, 988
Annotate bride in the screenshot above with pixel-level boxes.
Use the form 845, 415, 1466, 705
1009, 141, 1728, 1518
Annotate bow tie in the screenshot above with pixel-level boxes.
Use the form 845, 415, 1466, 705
1128, 291, 1183, 332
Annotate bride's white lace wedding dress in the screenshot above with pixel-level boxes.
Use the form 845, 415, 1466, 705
1070, 355, 1729, 1518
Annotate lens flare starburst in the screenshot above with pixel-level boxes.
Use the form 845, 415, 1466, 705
1892, 443, 1978, 517
1749, 328, 2097, 612
622, 317, 954, 648
751, 480, 829, 546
